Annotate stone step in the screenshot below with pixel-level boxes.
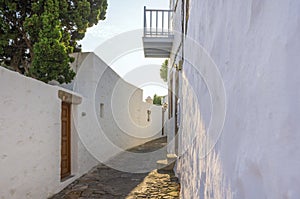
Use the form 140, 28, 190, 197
167, 153, 177, 163
156, 154, 178, 171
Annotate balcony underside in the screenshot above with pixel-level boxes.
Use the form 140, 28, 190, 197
143, 36, 174, 58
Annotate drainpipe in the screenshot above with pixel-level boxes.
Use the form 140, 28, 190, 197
181, 0, 185, 63
144, 6, 146, 37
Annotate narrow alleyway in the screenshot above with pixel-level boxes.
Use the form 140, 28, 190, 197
50, 137, 180, 199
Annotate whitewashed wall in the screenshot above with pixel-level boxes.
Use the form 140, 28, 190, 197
71, 53, 163, 164
172, 0, 300, 199
0, 52, 163, 198
0, 67, 98, 199
166, 68, 177, 155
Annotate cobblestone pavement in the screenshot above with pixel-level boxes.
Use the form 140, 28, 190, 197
50, 137, 180, 199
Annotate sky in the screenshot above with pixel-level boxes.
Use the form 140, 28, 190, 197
79, 0, 170, 100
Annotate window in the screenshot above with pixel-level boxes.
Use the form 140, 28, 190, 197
100, 103, 104, 118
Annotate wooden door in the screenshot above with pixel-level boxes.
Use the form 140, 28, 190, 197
61, 102, 71, 180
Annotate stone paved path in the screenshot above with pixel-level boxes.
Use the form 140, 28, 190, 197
50, 137, 180, 199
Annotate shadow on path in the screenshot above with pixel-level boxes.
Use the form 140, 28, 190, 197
49, 137, 180, 199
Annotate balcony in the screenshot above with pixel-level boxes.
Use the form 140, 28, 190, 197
143, 6, 174, 58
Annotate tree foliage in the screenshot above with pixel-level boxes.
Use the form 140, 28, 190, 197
160, 59, 168, 82
0, 0, 107, 83
153, 94, 162, 105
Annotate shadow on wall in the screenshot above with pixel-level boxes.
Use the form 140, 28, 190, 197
70, 52, 164, 165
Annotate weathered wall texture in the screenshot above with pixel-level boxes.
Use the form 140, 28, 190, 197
172, 0, 300, 199
0, 67, 88, 199
71, 53, 163, 165
0, 52, 163, 198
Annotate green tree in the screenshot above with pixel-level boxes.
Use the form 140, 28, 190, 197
30, 0, 75, 83
0, 0, 107, 83
160, 59, 168, 82
153, 94, 162, 105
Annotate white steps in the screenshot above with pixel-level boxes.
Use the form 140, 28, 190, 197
156, 154, 177, 171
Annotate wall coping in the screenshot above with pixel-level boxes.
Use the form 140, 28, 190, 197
57, 88, 82, 105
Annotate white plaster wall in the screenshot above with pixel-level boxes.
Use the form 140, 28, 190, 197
166, 117, 175, 154
0, 53, 164, 198
0, 67, 95, 199
72, 53, 163, 164
173, 0, 300, 199
167, 68, 177, 155
0, 56, 163, 199
161, 96, 169, 137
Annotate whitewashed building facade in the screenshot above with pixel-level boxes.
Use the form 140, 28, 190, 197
143, 0, 300, 198
0, 52, 163, 198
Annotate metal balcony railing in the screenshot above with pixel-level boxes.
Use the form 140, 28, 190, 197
142, 6, 174, 58
143, 6, 174, 38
